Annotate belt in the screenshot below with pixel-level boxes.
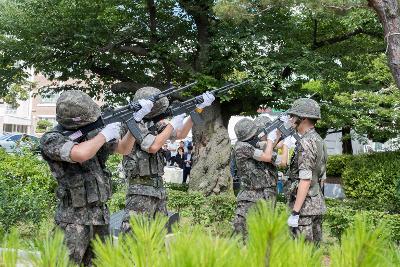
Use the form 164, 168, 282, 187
130, 176, 163, 188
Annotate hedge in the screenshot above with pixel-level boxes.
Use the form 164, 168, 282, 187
341, 151, 400, 213
167, 190, 236, 225
324, 199, 400, 243
326, 154, 353, 177
0, 149, 56, 232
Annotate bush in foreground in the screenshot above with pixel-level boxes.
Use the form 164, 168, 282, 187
2, 201, 400, 266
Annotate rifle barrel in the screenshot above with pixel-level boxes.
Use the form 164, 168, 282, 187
155, 81, 197, 99
212, 80, 249, 96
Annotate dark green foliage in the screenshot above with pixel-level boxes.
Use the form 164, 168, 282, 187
341, 151, 400, 212
1, 0, 398, 146
164, 182, 189, 192
0, 149, 56, 232
167, 190, 236, 225
325, 199, 400, 243
326, 154, 353, 177
35, 120, 53, 133
105, 154, 124, 192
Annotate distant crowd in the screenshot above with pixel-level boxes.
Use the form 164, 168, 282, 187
161, 140, 193, 184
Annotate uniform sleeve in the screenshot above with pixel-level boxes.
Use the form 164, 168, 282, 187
236, 142, 263, 161
134, 121, 155, 152
40, 132, 77, 163
119, 121, 155, 152
298, 138, 318, 180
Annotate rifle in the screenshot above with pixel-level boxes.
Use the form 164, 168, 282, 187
58, 82, 197, 143
149, 80, 250, 124
257, 113, 301, 144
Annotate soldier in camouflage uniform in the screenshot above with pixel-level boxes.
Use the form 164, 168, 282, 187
40, 90, 153, 266
253, 116, 279, 202
286, 98, 327, 244
121, 87, 215, 232
232, 118, 278, 238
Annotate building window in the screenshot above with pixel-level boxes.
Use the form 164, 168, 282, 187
3, 124, 28, 133
40, 93, 60, 104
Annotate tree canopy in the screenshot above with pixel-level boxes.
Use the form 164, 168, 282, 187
0, 0, 399, 143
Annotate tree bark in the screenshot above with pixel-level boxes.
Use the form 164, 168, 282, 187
178, 0, 212, 72
369, 0, 400, 89
189, 102, 232, 195
341, 126, 353, 155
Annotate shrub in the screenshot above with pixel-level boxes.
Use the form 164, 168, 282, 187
3, 201, 400, 266
325, 199, 400, 243
341, 151, 400, 212
330, 214, 400, 267
108, 190, 126, 214
35, 119, 53, 133
164, 182, 189, 192
167, 190, 236, 225
0, 149, 56, 232
106, 154, 124, 192
326, 154, 353, 177
93, 202, 322, 267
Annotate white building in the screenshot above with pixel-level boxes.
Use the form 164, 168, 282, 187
0, 96, 33, 135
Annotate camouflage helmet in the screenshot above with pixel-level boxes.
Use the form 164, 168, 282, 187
287, 98, 321, 119
134, 86, 169, 119
234, 118, 258, 141
56, 90, 101, 130
254, 115, 272, 133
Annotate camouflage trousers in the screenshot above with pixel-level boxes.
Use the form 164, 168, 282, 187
291, 215, 323, 244
57, 222, 109, 266
121, 194, 168, 233
232, 187, 276, 238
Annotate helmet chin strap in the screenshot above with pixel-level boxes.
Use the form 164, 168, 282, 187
293, 116, 305, 130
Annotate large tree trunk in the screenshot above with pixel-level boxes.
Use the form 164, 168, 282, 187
369, 0, 400, 89
189, 102, 232, 195
341, 126, 353, 154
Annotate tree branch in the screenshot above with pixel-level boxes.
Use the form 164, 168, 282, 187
322, 4, 367, 15
178, 0, 212, 72
90, 65, 131, 82
313, 18, 318, 48
147, 0, 158, 44
312, 27, 382, 49
118, 45, 149, 56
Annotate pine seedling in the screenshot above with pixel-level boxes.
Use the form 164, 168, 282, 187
245, 200, 322, 267
92, 235, 127, 267
330, 214, 394, 267
1, 228, 19, 267
93, 214, 168, 267
163, 224, 244, 267
245, 200, 292, 267
29, 229, 73, 267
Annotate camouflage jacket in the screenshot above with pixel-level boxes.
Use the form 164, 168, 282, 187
234, 141, 276, 190
40, 128, 116, 225
288, 128, 327, 216
121, 120, 173, 198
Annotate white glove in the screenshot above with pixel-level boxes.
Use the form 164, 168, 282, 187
267, 129, 277, 142
170, 113, 186, 130
283, 136, 293, 147
100, 122, 121, 142
280, 115, 289, 123
133, 99, 154, 122
287, 214, 299, 228
196, 91, 215, 109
